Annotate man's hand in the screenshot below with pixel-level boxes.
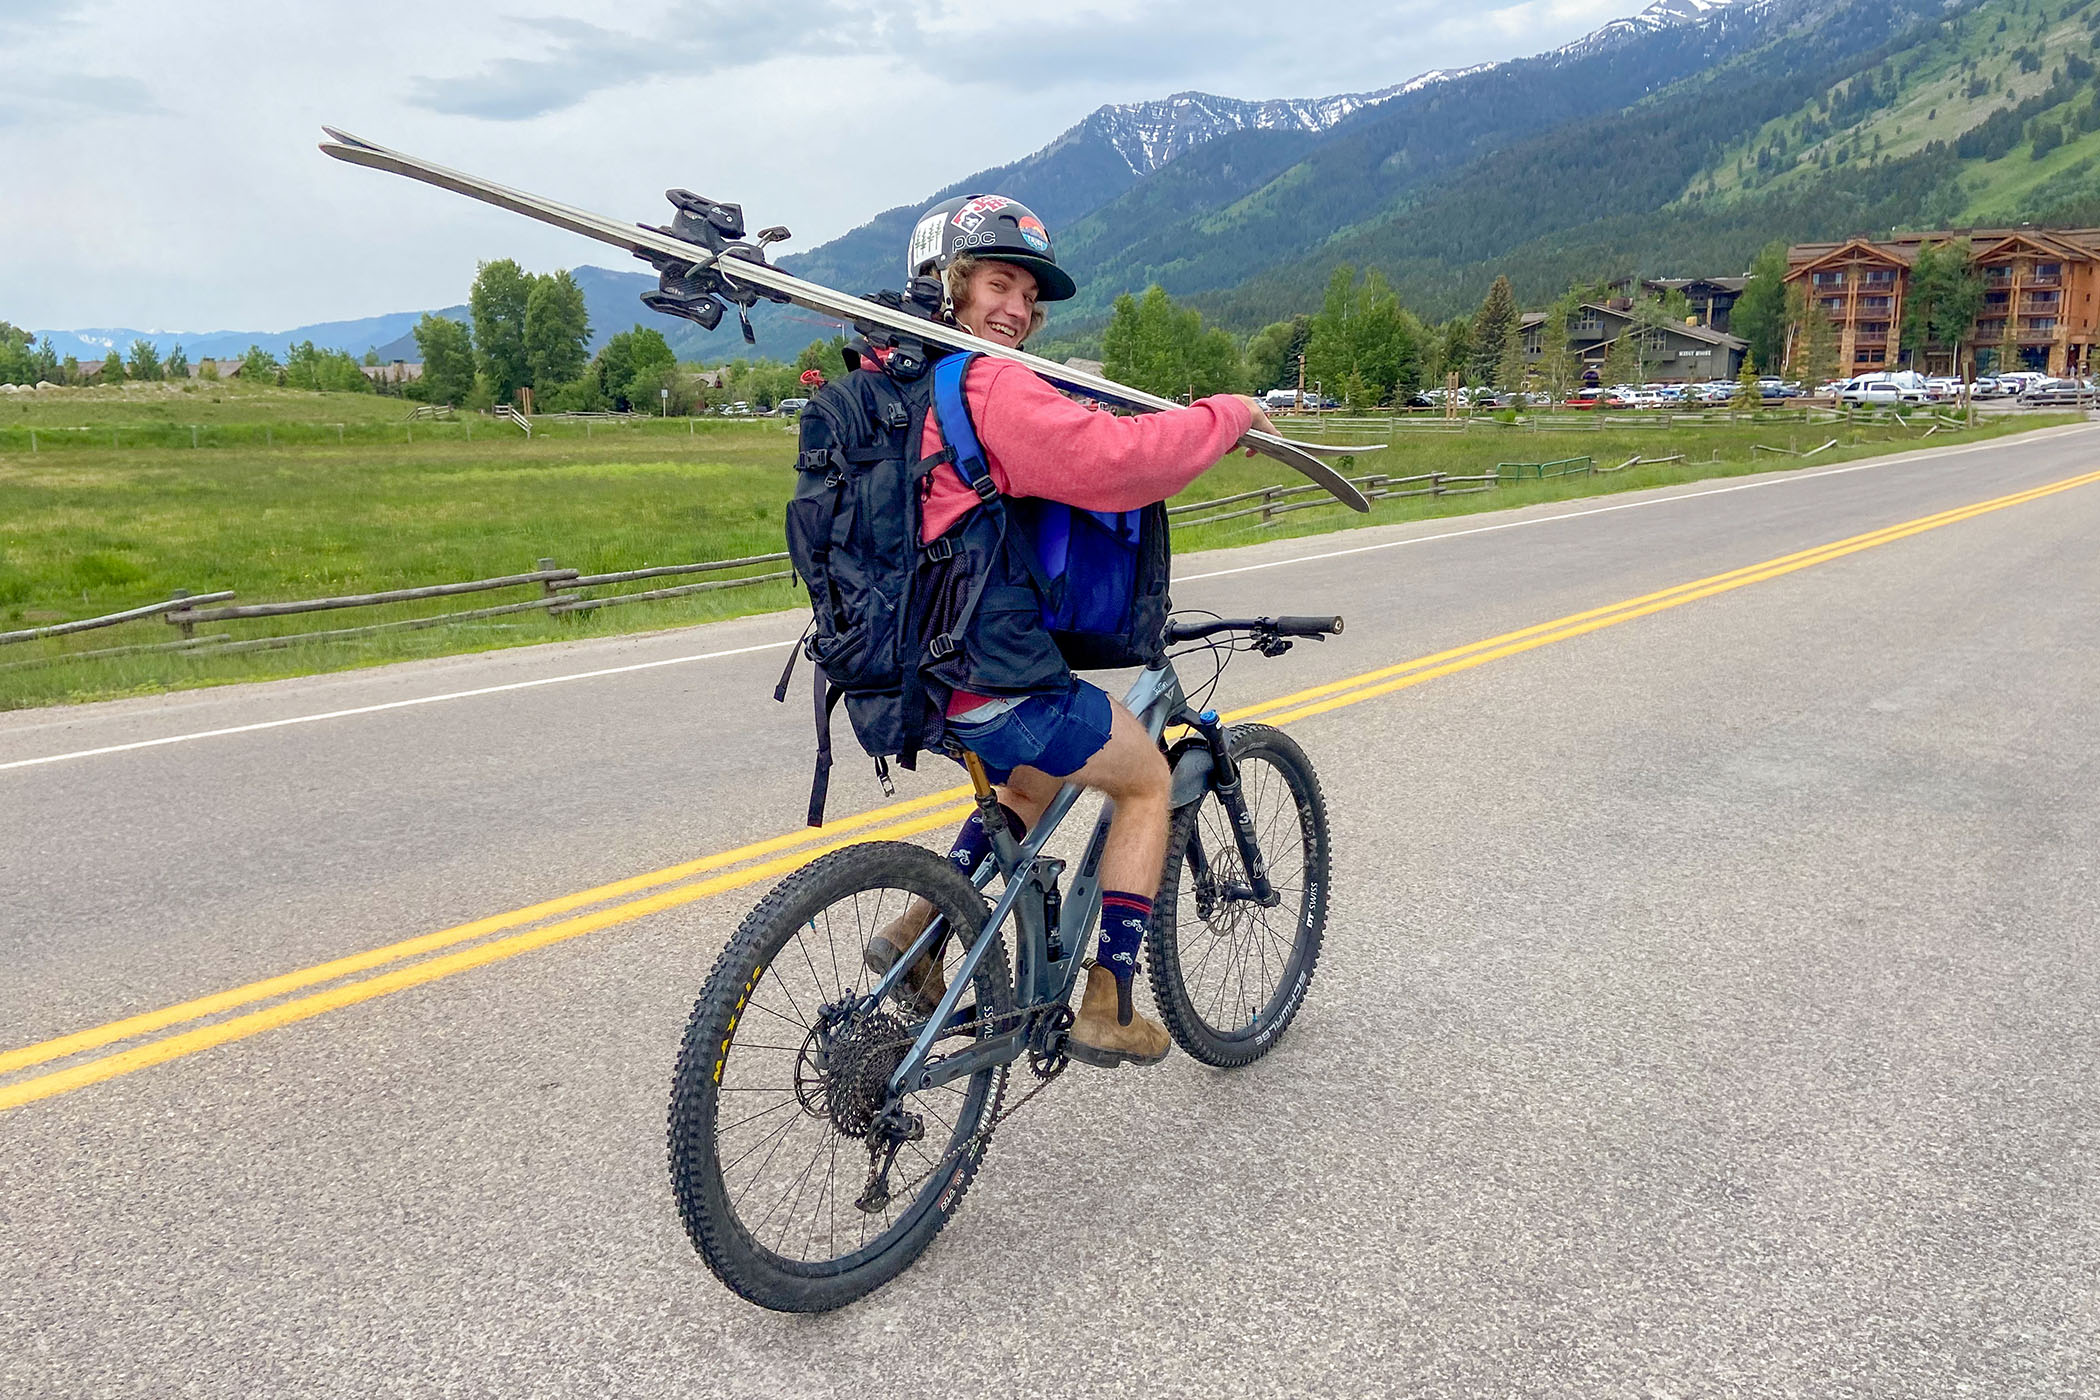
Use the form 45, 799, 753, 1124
1233, 396, 1279, 456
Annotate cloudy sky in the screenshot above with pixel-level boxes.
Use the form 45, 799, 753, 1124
2, 0, 1629, 333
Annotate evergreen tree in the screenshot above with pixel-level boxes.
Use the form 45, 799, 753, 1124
165, 344, 189, 379
469, 258, 533, 404
524, 268, 591, 392
1495, 320, 1530, 394
414, 314, 475, 406
125, 338, 162, 381
102, 350, 126, 383
1242, 316, 1312, 395
1469, 276, 1520, 383
1732, 242, 1791, 373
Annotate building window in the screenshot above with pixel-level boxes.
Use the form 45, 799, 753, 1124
1819, 297, 1844, 313
1573, 317, 1601, 336
1863, 268, 1896, 284
1861, 296, 1893, 310
1984, 266, 2012, 284
1854, 348, 1886, 363
1812, 271, 1846, 287
2035, 263, 2063, 283
2024, 318, 2059, 333
2026, 289, 2060, 305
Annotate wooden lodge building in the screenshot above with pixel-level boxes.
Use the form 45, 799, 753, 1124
1520, 299, 1748, 382
1785, 228, 2100, 377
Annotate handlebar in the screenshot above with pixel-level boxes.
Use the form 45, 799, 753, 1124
1165, 615, 1344, 643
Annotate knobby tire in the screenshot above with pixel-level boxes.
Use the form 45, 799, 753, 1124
668, 842, 1013, 1312
1148, 724, 1330, 1067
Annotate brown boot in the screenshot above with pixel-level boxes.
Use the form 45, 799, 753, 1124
1067, 964, 1171, 1069
863, 902, 946, 1017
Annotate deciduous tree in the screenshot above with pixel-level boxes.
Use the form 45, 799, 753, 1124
1304, 267, 1422, 407
1102, 284, 1244, 400
524, 268, 591, 392
469, 258, 532, 404
414, 314, 476, 406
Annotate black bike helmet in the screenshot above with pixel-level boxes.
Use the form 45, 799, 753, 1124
906, 193, 1077, 302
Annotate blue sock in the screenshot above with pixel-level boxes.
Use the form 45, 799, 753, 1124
1097, 890, 1153, 1024
946, 804, 1022, 875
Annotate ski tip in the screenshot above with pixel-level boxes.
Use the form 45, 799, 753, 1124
318, 125, 374, 151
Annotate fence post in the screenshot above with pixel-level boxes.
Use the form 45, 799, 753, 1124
336, 424, 344, 445
539, 558, 564, 613
1259, 489, 1277, 525
167, 589, 194, 640
1431, 472, 1444, 496
191, 424, 199, 449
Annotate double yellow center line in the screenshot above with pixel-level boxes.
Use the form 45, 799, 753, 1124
6, 466, 2097, 1113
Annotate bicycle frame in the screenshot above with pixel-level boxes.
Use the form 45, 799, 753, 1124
867, 657, 1260, 1099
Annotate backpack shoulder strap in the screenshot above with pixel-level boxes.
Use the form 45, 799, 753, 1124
930, 352, 996, 501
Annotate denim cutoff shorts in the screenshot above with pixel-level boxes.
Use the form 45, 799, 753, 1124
946, 678, 1115, 784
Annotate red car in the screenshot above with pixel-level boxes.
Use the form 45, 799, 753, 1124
1564, 389, 1629, 410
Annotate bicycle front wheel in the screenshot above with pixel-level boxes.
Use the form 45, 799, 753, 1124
668, 841, 1013, 1313
1147, 723, 1330, 1068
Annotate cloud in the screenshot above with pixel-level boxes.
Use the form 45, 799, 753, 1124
406, 3, 910, 120
0, 70, 163, 127
402, 0, 1615, 123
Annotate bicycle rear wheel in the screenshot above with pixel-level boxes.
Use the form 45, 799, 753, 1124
668, 842, 1013, 1312
1147, 724, 1330, 1068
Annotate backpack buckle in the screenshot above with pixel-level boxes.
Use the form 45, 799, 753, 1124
928, 633, 959, 659
923, 536, 954, 563
968, 471, 998, 502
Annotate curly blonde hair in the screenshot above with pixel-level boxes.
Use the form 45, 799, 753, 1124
945, 256, 1049, 342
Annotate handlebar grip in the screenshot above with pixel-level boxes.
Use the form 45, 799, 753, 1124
1273, 616, 1344, 637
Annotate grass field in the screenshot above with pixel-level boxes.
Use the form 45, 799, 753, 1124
0, 386, 2074, 709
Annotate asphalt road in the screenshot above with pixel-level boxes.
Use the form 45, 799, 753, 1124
5, 426, 2098, 1397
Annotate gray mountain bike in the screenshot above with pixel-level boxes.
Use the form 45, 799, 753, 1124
667, 613, 1341, 1312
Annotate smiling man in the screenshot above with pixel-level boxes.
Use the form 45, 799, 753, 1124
854, 193, 1279, 1069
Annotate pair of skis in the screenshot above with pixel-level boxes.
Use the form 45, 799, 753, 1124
316, 128, 1373, 510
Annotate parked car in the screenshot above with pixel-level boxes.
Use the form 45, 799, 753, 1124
1564, 388, 1629, 410
776, 396, 810, 416
2019, 377, 2097, 406
1839, 377, 1927, 406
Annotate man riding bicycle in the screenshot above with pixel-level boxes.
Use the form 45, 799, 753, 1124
859, 194, 1281, 1070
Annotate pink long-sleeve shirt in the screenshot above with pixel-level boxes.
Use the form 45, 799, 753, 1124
918, 357, 1252, 541
917, 357, 1251, 713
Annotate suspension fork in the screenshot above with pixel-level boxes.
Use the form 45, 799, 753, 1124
1185, 709, 1279, 908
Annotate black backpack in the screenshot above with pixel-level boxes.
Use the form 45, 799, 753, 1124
780, 347, 1171, 824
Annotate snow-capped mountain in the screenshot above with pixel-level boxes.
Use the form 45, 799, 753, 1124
1558, 0, 1755, 58
1074, 0, 1751, 178
1073, 87, 1409, 180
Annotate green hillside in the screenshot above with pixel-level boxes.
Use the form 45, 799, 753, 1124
1690, 0, 2100, 221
